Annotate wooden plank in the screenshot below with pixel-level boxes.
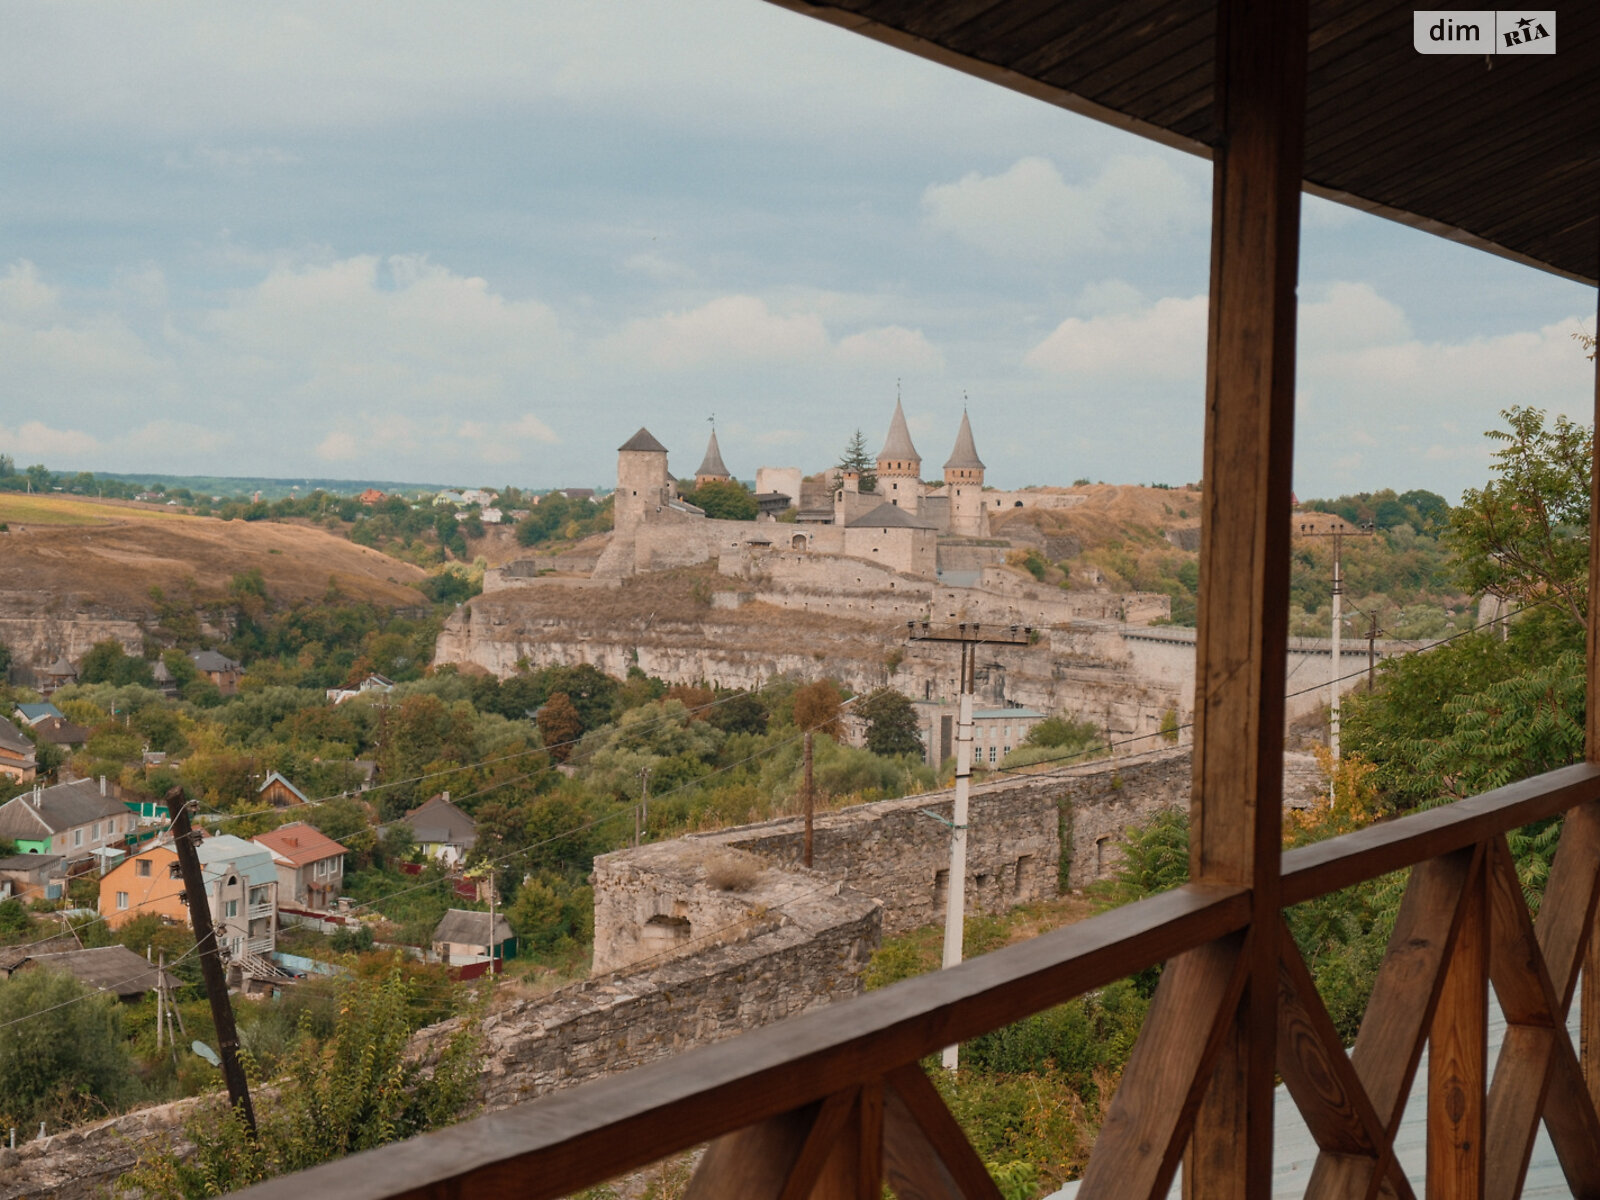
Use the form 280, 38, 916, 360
1349, 848, 1475, 1127
1281, 763, 1600, 905
811, 1082, 882, 1200
882, 1064, 1003, 1200
226, 881, 1248, 1200
1079, 935, 1247, 1200
1532, 801, 1600, 1011
1276, 931, 1417, 1200
776, 1091, 858, 1200
1482, 838, 1600, 1199
1186, 0, 1306, 1192
687, 1102, 821, 1200
1584, 275, 1600, 1112
1427, 853, 1485, 1200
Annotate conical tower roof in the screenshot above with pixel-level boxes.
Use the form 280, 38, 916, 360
618, 428, 668, 453
694, 429, 731, 479
942, 410, 985, 471
877, 399, 920, 464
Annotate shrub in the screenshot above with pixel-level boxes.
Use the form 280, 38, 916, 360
702, 849, 760, 892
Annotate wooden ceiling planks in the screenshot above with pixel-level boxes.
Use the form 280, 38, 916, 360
773, 0, 1599, 284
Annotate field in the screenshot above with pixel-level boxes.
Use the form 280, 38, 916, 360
0, 493, 197, 527
0, 494, 427, 616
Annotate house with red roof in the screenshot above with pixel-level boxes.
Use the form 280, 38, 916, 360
252, 822, 348, 911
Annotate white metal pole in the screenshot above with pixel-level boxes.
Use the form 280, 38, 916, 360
1330, 532, 1342, 766
942, 644, 973, 1072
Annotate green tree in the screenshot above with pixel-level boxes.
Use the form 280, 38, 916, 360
122, 969, 482, 1198
1448, 406, 1590, 627
0, 968, 135, 1127
680, 479, 758, 521
856, 687, 922, 757
835, 430, 877, 493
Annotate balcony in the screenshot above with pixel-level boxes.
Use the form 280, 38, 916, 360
247, 935, 274, 956
249, 902, 274, 921
223, 1, 1597, 1198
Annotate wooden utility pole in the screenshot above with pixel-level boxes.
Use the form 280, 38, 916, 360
1366, 610, 1380, 691
802, 732, 814, 868
168, 788, 256, 1135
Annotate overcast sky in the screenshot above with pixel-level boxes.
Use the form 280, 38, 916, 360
2, 1, 1593, 500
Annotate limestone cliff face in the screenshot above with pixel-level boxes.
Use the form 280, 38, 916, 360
433, 582, 1187, 746
0, 612, 147, 673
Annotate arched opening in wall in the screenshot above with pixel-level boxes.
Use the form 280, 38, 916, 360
974, 871, 993, 903
791, 534, 806, 550
1094, 836, 1110, 877
932, 868, 949, 917
640, 914, 692, 956
1014, 501, 1023, 507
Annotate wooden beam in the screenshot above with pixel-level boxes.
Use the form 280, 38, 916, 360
1187, 0, 1306, 1191
1583, 274, 1600, 1102
687, 1101, 825, 1200
881, 1064, 1003, 1200
1427, 853, 1486, 1200
1079, 935, 1248, 1200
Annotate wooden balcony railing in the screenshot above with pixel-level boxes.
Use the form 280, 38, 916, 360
231, 761, 1600, 1200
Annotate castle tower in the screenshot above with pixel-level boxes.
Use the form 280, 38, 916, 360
876, 398, 922, 513
614, 428, 671, 531
694, 429, 731, 488
943, 409, 988, 537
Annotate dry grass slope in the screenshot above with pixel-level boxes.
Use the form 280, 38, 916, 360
0, 496, 427, 615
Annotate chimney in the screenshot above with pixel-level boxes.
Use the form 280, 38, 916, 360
32, 784, 42, 807
100, 775, 107, 797
442, 790, 449, 804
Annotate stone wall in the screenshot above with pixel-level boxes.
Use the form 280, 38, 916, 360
0, 1095, 200, 1200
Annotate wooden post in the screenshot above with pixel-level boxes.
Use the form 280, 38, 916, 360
1187, 0, 1307, 1193
1584, 273, 1600, 1107
803, 732, 815, 868
1428, 857, 1486, 1197
170, 788, 257, 1135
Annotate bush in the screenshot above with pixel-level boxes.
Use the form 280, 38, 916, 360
702, 849, 761, 892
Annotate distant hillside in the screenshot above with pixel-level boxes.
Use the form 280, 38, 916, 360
91, 472, 452, 502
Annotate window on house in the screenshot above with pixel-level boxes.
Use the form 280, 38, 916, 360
988, 746, 997, 763
168, 863, 181, 879
91, 822, 100, 841
74, 829, 82, 847
225, 900, 239, 918
137, 859, 151, 877
116, 891, 129, 910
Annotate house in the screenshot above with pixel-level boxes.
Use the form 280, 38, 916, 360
99, 834, 278, 959
35, 656, 78, 696
253, 822, 348, 911
150, 658, 179, 698
325, 674, 394, 705
480, 507, 504, 524
6, 945, 178, 1000
460, 488, 496, 507
0, 716, 37, 783
561, 488, 597, 503
0, 853, 67, 902
401, 793, 476, 866
358, 488, 387, 505
0, 778, 130, 865
190, 649, 244, 696
910, 703, 1048, 769
33, 715, 89, 749
433, 490, 467, 508
12, 702, 65, 727
430, 909, 515, 965
257, 771, 310, 807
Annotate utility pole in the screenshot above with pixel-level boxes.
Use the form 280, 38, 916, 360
1295, 519, 1373, 764
635, 768, 651, 848
488, 877, 497, 981
169, 788, 256, 1136
1366, 610, 1381, 691
802, 732, 815, 868
906, 621, 1032, 1071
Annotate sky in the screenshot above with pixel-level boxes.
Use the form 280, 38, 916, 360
1, 1, 1593, 502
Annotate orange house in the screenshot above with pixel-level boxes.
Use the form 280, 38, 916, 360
98, 842, 187, 930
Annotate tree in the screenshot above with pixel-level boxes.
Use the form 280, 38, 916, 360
836, 430, 876, 493
1448, 406, 1590, 627
793, 679, 845, 740
0, 968, 135, 1126
536, 692, 583, 763
709, 692, 768, 736
681, 479, 758, 521
856, 687, 923, 757
78, 640, 154, 687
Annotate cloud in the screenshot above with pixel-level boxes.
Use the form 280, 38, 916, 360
922, 155, 1202, 259
836, 325, 944, 371
606, 295, 828, 369
0, 420, 101, 460
0, 261, 61, 320
316, 431, 360, 462
165, 144, 302, 174
1298, 281, 1411, 355
1025, 294, 1208, 380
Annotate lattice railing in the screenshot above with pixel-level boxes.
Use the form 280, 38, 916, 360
231, 761, 1600, 1200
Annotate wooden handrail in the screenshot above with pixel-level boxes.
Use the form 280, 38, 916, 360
232, 882, 1250, 1200
228, 763, 1600, 1200
1281, 762, 1600, 906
